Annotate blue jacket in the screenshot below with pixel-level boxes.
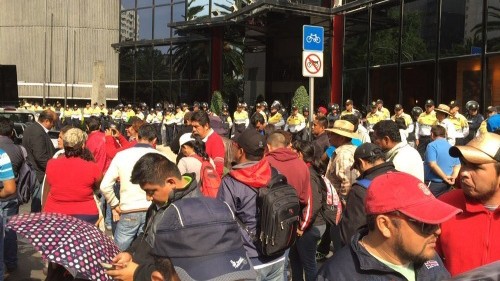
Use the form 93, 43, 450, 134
217, 159, 284, 266
317, 229, 451, 281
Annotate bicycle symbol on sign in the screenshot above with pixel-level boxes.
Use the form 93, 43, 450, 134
306, 33, 321, 44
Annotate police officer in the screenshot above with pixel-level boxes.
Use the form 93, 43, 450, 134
285, 105, 306, 141
327, 103, 340, 126
376, 99, 390, 120
448, 100, 469, 145
164, 104, 176, 146
71, 104, 82, 128
220, 103, 233, 139
233, 102, 249, 138
341, 99, 360, 117
268, 100, 285, 130
365, 101, 384, 132
415, 99, 437, 158
464, 100, 483, 143
302, 106, 311, 140
407, 106, 423, 148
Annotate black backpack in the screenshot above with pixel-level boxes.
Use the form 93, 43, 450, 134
237, 169, 301, 257
16, 146, 37, 204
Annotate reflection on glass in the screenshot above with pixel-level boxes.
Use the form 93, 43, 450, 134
153, 46, 171, 80
154, 5, 171, 39
137, 8, 153, 40
344, 10, 369, 69
370, 66, 398, 103
370, 2, 400, 66
155, 0, 170, 5
121, 0, 135, 10
487, 3, 500, 52
343, 69, 367, 104
153, 82, 172, 103
119, 48, 135, 81
136, 47, 153, 80
440, 58, 481, 104
173, 3, 186, 37
211, 0, 233, 17
401, 62, 435, 107
136, 82, 154, 103
402, 0, 436, 62
187, 0, 210, 21
120, 10, 136, 42
119, 82, 135, 103
440, 0, 482, 57
137, 0, 153, 8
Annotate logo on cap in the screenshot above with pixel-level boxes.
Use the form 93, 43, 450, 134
418, 183, 431, 196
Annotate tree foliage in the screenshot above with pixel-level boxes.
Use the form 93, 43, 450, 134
210, 90, 224, 115
292, 86, 309, 111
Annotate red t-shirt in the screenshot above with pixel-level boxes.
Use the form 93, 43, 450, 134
205, 131, 225, 177
44, 157, 101, 215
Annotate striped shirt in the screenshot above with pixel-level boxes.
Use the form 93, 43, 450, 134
0, 149, 15, 181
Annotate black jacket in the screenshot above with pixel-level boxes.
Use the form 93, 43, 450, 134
126, 173, 200, 281
21, 122, 56, 182
340, 162, 396, 245
317, 229, 451, 281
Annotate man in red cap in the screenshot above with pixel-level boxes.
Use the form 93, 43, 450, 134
318, 172, 461, 281
437, 132, 500, 276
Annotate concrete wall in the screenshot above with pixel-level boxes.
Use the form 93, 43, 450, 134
0, 0, 119, 102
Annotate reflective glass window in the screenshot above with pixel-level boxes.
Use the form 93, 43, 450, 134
153, 82, 172, 103
119, 48, 135, 81
440, 0, 483, 57
370, 66, 398, 104
370, 1, 401, 66
138, 0, 153, 8
119, 82, 135, 103
487, 55, 500, 106
137, 8, 153, 40
344, 9, 369, 69
155, 0, 170, 5
186, 0, 210, 21
121, 0, 135, 10
401, 62, 435, 107
120, 10, 136, 42
189, 41, 210, 79
135, 47, 153, 80
154, 5, 171, 39
343, 69, 367, 105
487, 3, 500, 52
136, 82, 154, 103
402, 0, 437, 62
440, 57, 481, 105
172, 4, 186, 37
171, 43, 190, 79
153, 46, 171, 80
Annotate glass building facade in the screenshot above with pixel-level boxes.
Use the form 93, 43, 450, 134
341, 0, 500, 110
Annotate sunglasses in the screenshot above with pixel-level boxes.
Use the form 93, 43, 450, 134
388, 212, 439, 236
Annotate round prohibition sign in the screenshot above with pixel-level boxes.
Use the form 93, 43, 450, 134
305, 54, 321, 74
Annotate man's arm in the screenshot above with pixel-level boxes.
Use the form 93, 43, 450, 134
100, 157, 120, 207
0, 179, 16, 198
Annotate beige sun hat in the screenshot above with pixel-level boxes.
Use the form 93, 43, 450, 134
434, 104, 450, 115
325, 120, 359, 139
449, 132, 500, 164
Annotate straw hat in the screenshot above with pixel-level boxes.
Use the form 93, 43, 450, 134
325, 120, 359, 139
434, 104, 450, 115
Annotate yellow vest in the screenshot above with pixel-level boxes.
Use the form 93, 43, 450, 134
233, 111, 249, 123
268, 112, 283, 124
391, 113, 412, 127
449, 113, 468, 131
287, 113, 305, 126
366, 111, 383, 126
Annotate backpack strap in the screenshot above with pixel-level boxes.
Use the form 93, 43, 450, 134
356, 179, 372, 189
17, 145, 28, 160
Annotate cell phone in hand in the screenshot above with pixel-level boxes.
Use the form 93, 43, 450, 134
100, 262, 116, 270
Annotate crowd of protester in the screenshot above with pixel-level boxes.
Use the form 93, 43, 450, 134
0, 97, 498, 281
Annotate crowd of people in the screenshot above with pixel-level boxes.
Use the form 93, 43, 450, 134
0, 97, 498, 281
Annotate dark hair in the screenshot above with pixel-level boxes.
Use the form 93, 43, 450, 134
60, 125, 74, 134
38, 109, 56, 123
190, 111, 210, 127
0, 117, 14, 137
183, 111, 193, 124
341, 114, 359, 131
264, 124, 276, 136
153, 256, 177, 280
394, 117, 407, 130
183, 134, 209, 160
85, 116, 101, 132
250, 112, 265, 128
431, 125, 447, 138
315, 116, 328, 129
64, 147, 95, 162
138, 124, 158, 142
131, 153, 181, 186
292, 140, 324, 174
373, 120, 401, 142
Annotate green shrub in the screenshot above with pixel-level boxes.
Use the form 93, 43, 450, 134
210, 90, 224, 115
292, 85, 309, 111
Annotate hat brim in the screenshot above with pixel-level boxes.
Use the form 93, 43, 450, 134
398, 197, 461, 224
434, 109, 449, 115
325, 128, 359, 139
449, 146, 497, 164
171, 249, 257, 281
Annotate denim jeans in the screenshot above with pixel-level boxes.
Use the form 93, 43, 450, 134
255, 259, 285, 281
290, 224, 326, 281
114, 211, 146, 251
0, 199, 19, 270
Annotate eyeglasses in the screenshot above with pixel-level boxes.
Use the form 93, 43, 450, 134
387, 212, 439, 236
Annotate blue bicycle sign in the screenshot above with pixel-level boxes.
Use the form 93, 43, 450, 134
303, 25, 324, 51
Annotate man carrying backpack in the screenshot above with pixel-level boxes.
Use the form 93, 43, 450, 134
217, 129, 287, 280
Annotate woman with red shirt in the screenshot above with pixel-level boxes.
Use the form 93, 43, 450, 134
44, 128, 102, 224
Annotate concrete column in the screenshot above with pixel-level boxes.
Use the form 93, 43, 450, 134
92, 60, 106, 106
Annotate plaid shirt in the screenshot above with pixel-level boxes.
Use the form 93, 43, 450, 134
326, 144, 359, 197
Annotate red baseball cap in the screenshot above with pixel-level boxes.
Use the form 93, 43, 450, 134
365, 172, 461, 224
317, 107, 327, 115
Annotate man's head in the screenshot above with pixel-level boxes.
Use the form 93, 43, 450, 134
38, 110, 57, 130
317, 107, 327, 117
266, 131, 288, 152
430, 125, 446, 140
151, 197, 256, 280
370, 101, 378, 114
85, 116, 101, 133
372, 120, 401, 151
345, 99, 353, 111
449, 133, 500, 204
250, 112, 266, 132
486, 106, 498, 118
487, 114, 500, 134
131, 153, 182, 206
352, 143, 385, 173
434, 104, 450, 121
394, 104, 403, 115
325, 120, 358, 147
137, 123, 158, 144
312, 116, 328, 136
190, 111, 211, 138
233, 129, 265, 163
376, 99, 384, 110
448, 100, 460, 116
424, 99, 435, 114
466, 100, 479, 116
0, 117, 14, 137
365, 172, 461, 265
291, 105, 299, 116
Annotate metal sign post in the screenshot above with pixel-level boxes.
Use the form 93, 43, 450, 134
302, 25, 324, 141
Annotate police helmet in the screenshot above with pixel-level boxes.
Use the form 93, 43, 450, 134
411, 106, 423, 118
271, 100, 281, 110
329, 103, 340, 111
201, 102, 209, 109
222, 103, 229, 110
302, 106, 310, 113
465, 100, 479, 111
193, 101, 200, 108
261, 101, 268, 108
